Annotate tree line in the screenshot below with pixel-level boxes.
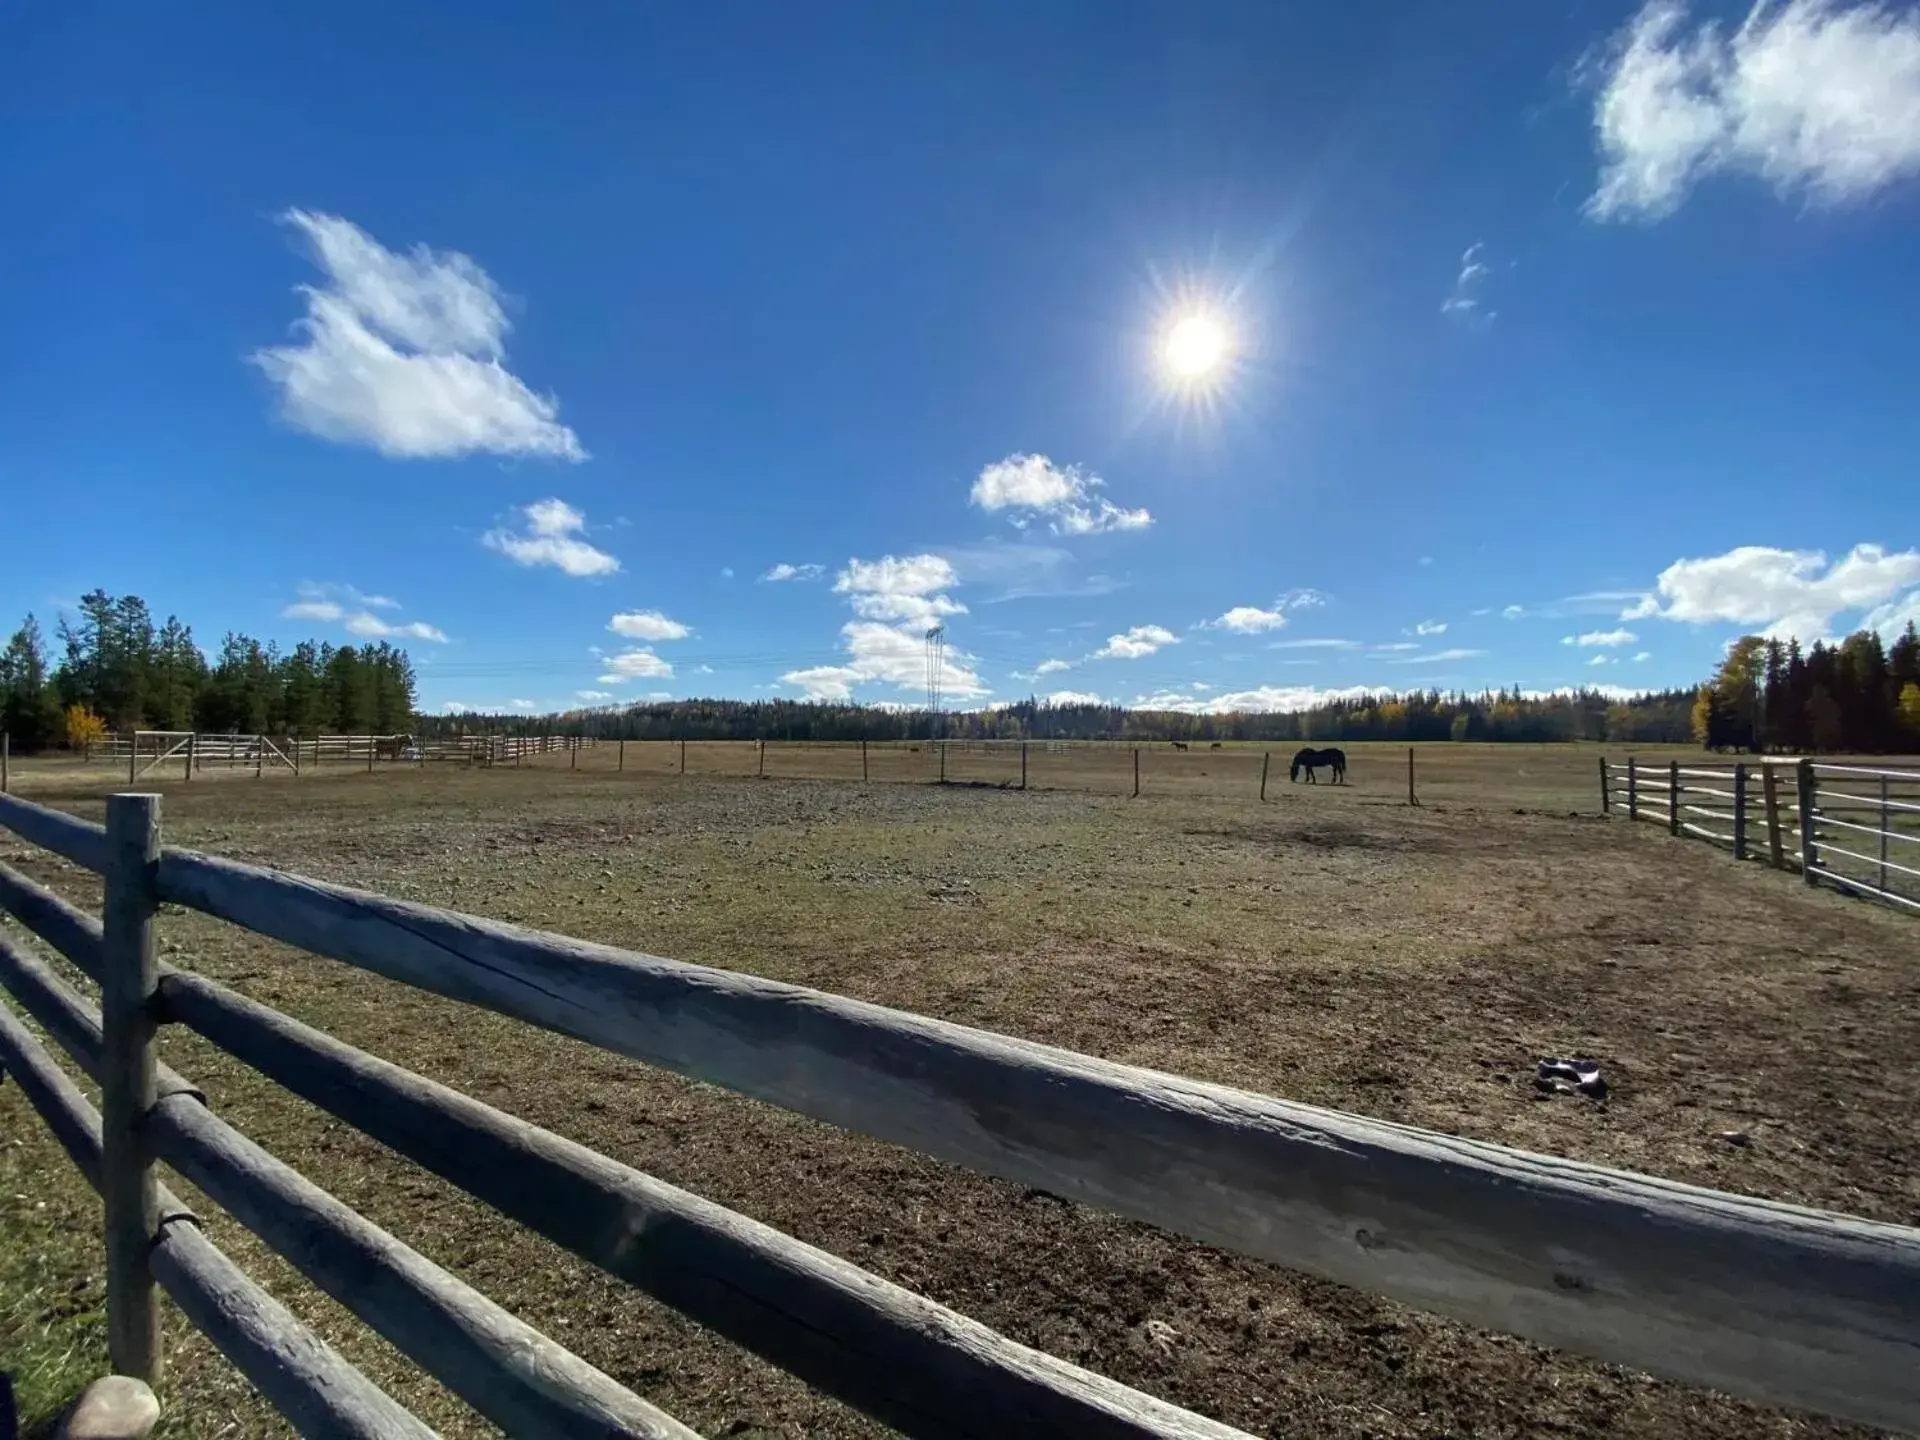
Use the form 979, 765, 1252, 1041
425, 685, 1704, 746
8, 595, 1916, 753
1693, 625, 1920, 753
0, 590, 417, 749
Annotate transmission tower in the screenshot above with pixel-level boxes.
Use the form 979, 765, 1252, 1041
924, 624, 946, 735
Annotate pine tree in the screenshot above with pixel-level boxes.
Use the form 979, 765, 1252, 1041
1, 615, 65, 749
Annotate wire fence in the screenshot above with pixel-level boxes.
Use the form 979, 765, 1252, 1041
1603, 756, 1920, 914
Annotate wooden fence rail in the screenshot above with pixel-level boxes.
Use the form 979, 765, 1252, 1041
1604, 756, 1920, 914
4, 789, 1919, 1434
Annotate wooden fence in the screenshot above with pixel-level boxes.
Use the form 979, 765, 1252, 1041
2, 790, 1918, 1435
1603, 756, 1920, 914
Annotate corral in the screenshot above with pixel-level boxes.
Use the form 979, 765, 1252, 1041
3, 747, 1918, 1438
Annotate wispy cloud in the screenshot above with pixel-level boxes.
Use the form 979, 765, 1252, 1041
1441, 242, 1494, 322
1502, 604, 1527, 620
1093, 625, 1179, 660
1268, 638, 1361, 650
482, 498, 620, 577
1413, 619, 1448, 636
969, 454, 1152, 535
760, 562, 824, 583
575, 689, 613, 702
251, 210, 584, 461
1563, 627, 1639, 646
1387, 647, 1488, 664
1585, 0, 1920, 221
1372, 642, 1420, 653
607, 610, 691, 642
279, 582, 447, 643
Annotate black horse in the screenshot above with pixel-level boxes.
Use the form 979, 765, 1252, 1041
1290, 746, 1347, 784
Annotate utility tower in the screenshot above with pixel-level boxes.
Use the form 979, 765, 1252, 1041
924, 624, 945, 736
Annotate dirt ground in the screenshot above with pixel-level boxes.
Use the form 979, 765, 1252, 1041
3, 758, 1917, 1438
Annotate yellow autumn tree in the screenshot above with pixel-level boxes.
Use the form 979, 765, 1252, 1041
1899, 682, 1920, 740
65, 703, 109, 749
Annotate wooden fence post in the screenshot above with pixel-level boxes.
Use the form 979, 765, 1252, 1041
1, 733, 7, 794
570, 738, 577, 771
938, 742, 946, 784
757, 739, 765, 778
129, 738, 137, 786
1626, 756, 1637, 820
1797, 758, 1818, 886
1020, 741, 1028, 791
1762, 763, 1784, 868
1732, 763, 1748, 859
366, 736, 375, 774
1879, 776, 1890, 892
102, 792, 163, 1381
1598, 756, 1610, 814
1668, 761, 1680, 835
1407, 747, 1417, 807
618, 739, 625, 772
255, 736, 264, 780
862, 738, 869, 782
1259, 751, 1270, 801
184, 732, 195, 783
679, 738, 686, 775
1132, 746, 1140, 798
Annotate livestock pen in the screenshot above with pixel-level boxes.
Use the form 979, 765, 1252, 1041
2, 782, 1918, 1437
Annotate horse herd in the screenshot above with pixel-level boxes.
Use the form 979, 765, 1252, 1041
1166, 743, 1348, 783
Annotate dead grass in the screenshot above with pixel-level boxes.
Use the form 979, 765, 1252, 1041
2, 755, 1917, 1437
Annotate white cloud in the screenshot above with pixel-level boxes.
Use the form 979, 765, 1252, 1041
1441, 242, 1494, 322
760, 562, 825, 583
1625, 543, 1920, 639
1566, 627, 1640, 646
719, 567, 734, 579
1093, 625, 1179, 660
483, 498, 620, 577
783, 555, 985, 701
1372, 642, 1420, 653
251, 210, 584, 461
1269, 638, 1360, 650
575, 689, 613, 702
1863, 586, 1920, 639
1387, 648, 1489, 664
1035, 657, 1073, 675
1132, 684, 1386, 715
1590, 654, 1615, 667
1586, 0, 1920, 221
969, 454, 1152, 535
832, 553, 966, 627
1210, 605, 1289, 633
1633, 651, 1654, 662
1502, 604, 1527, 620
598, 649, 674, 684
1413, 619, 1448, 636
608, 610, 691, 642
282, 600, 343, 622
1042, 689, 1105, 706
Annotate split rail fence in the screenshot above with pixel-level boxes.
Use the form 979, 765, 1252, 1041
1603, 756, 1920, 914
2, 788, 1919, 1436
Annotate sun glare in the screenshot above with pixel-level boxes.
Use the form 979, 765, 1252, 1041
1163, 312, 1230, 380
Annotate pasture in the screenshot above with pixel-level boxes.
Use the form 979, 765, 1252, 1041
2, 749, 1917, 1437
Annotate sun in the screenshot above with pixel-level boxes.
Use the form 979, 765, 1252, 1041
1162, 312, 1230, 380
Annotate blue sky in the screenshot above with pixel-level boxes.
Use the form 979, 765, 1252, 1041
4, 0, 1918, 716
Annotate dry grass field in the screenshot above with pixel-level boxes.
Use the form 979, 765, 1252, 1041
3, 747, 1917, 1437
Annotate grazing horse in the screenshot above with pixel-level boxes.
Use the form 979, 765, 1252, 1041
1170, 740, 1189, 751
1290, 746, 1347, 784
